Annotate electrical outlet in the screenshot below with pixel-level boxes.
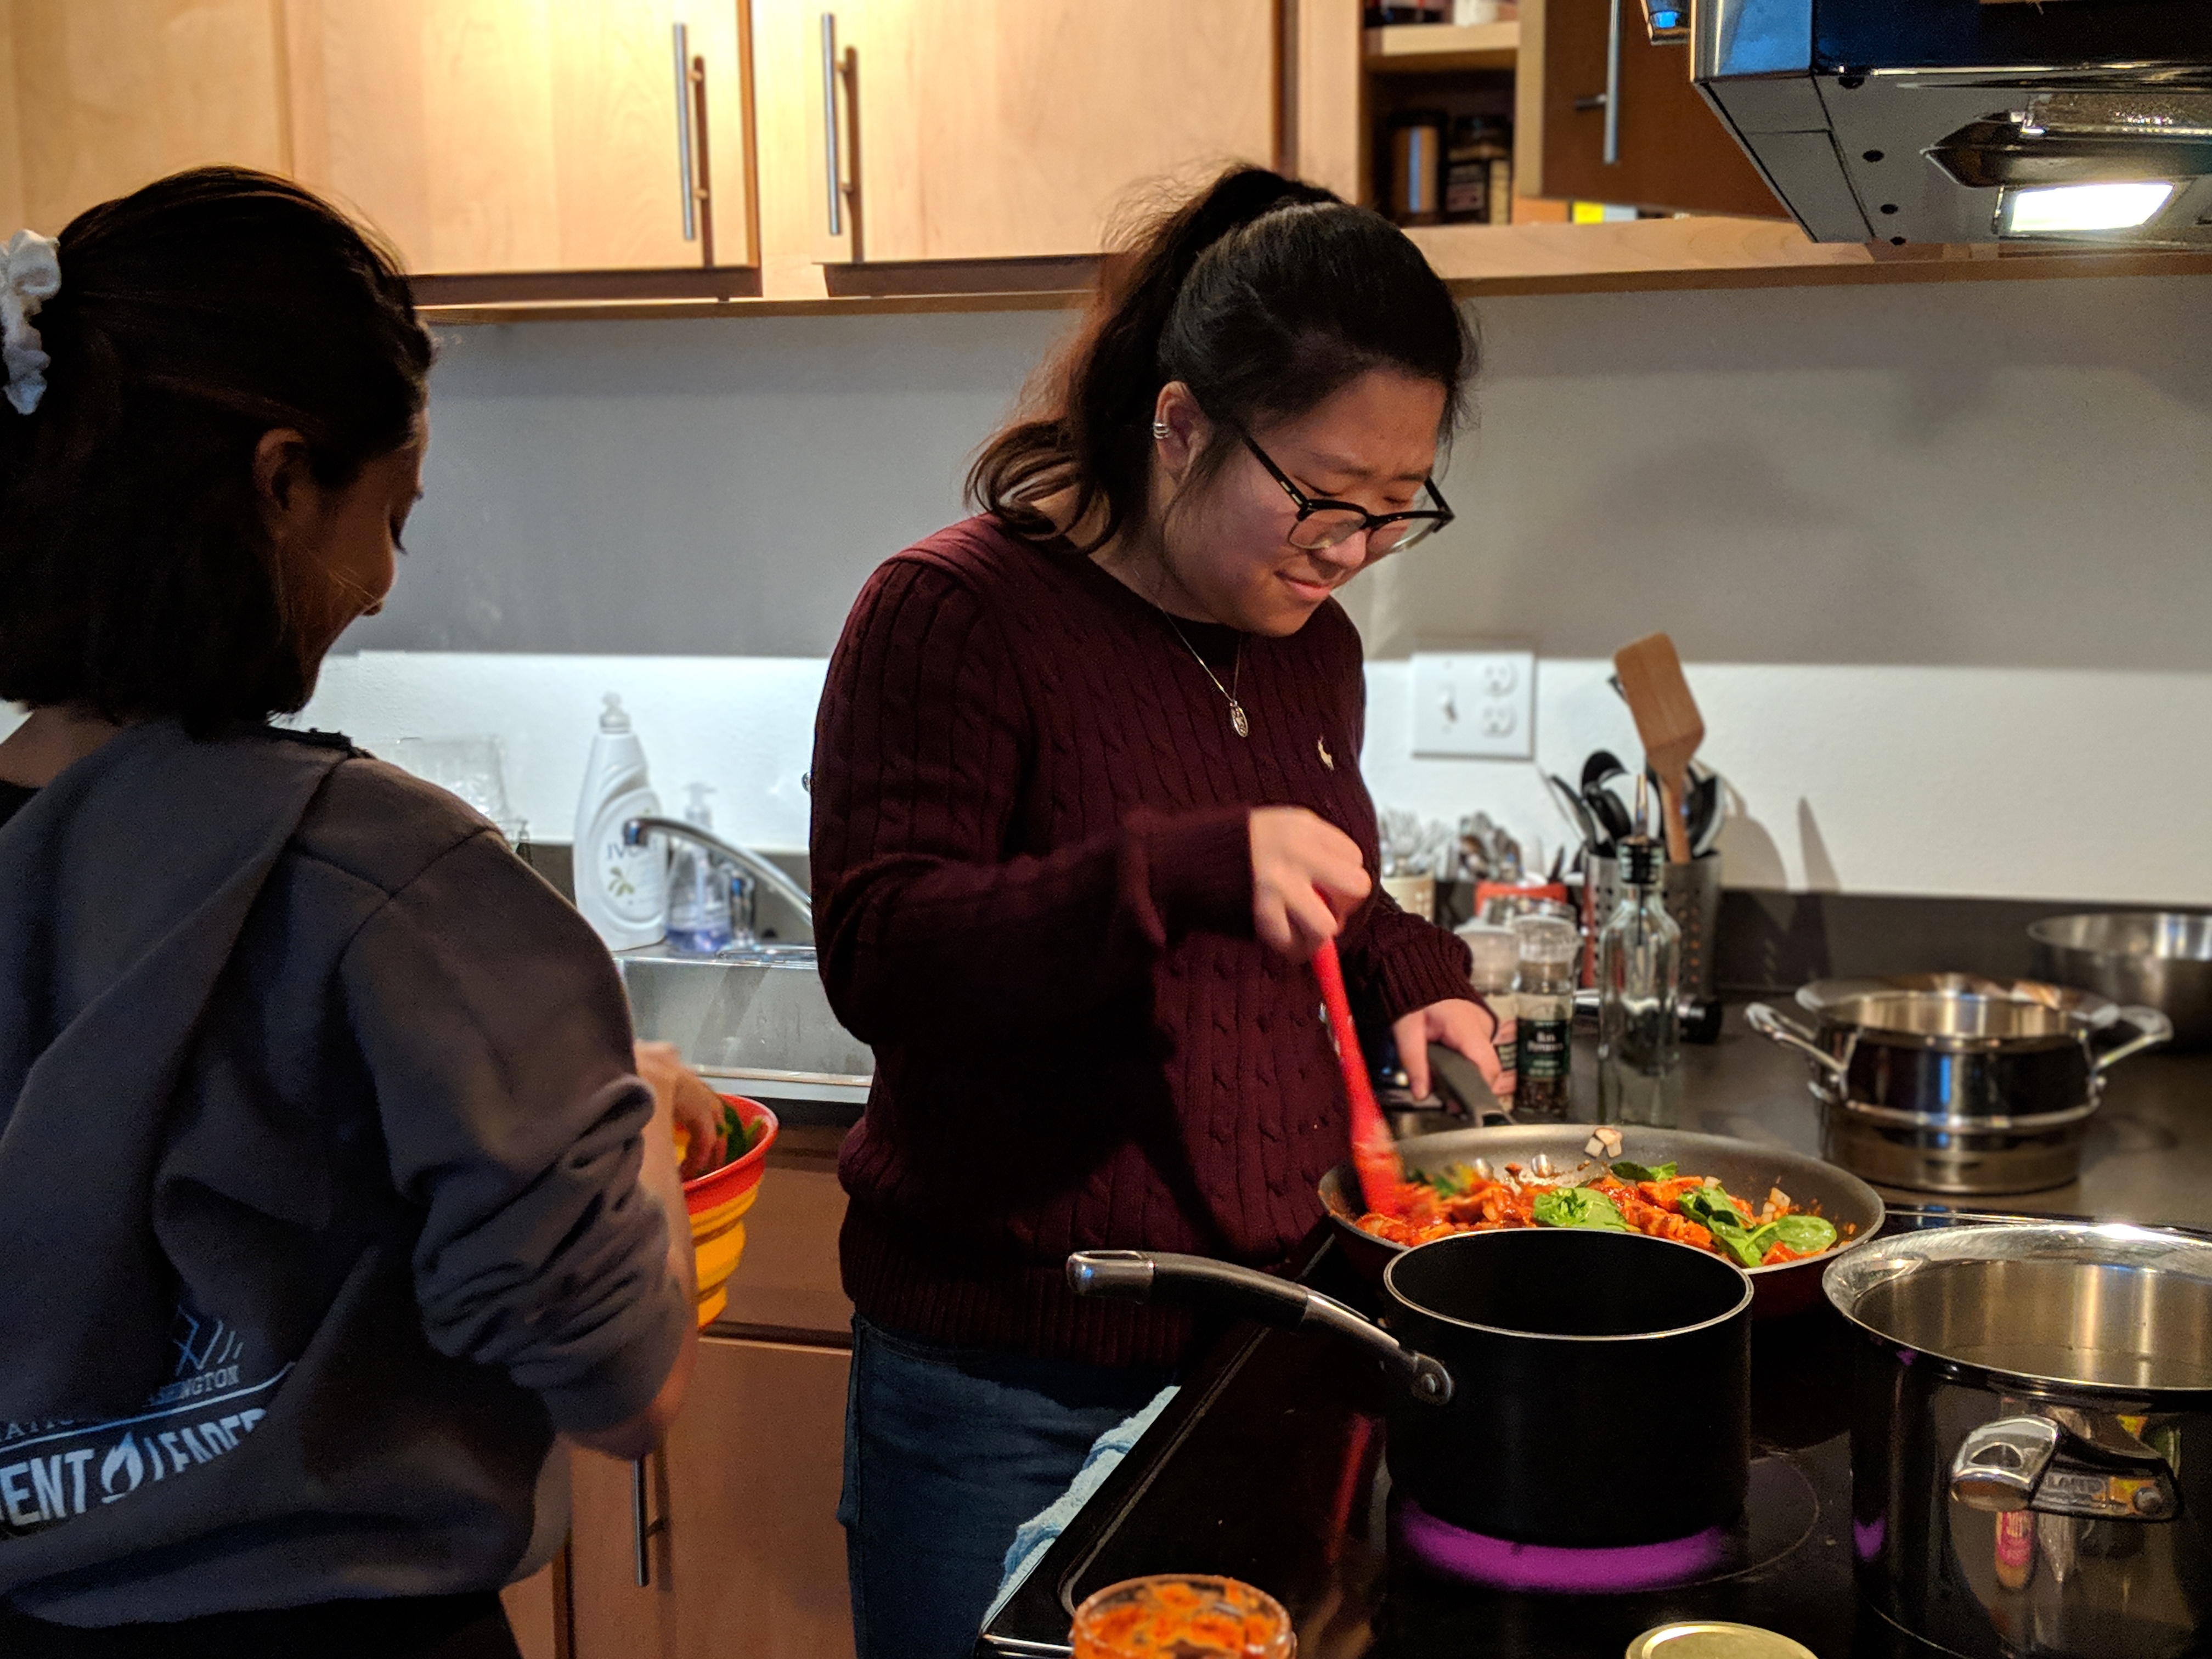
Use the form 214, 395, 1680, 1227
1410, 650, 1536, 759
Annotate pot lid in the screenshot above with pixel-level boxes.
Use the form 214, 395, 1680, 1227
1627, 1625, 1817, 1659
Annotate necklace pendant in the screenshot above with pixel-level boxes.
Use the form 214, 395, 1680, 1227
1229, 701, 1250, 738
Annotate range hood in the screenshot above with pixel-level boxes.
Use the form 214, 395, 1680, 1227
1689, 1, 2212, 246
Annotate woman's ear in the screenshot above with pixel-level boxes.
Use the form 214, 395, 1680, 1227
252, 427, 322, 550
1151, 381, 1211, 487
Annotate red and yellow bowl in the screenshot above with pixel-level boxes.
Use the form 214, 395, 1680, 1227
679, 1095, 778, 1328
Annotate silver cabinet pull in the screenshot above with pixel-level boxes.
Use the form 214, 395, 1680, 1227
631, 1453, 668, 1588
820, 13, 843, 236
673, 23, 697, 241
1602, 0, 1623, 165
673, 23, 715, 264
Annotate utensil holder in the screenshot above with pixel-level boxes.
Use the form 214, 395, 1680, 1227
1585, 851, 1723, 1003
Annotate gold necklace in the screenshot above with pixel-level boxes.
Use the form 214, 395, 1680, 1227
1162, 612, 1249, 738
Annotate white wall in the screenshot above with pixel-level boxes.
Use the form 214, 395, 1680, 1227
280, 269, 2212, 904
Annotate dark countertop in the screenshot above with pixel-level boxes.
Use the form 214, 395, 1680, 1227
978, 1009, 2212, 1658
1651, 1005, 2212, 1229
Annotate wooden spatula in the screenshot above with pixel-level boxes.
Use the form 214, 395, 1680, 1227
1613, 631, 1705, 865
1312, 938, 1407, 1218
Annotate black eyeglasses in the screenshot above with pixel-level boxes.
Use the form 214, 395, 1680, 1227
1236, 427, 1454, 555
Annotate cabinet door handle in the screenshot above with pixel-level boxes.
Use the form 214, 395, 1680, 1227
1575, 0, 1626, 161
673, 24, 715, 264
820, 13, 843, 236
631, 1453, 668, 1588
673, 22, 698, 242
1602, 0, 1623, 165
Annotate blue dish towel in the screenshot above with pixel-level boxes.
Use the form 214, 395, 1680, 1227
984, 1384, 1181, 1623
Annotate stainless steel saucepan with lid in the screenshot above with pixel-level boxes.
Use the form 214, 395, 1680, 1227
1825, 1222, 2212, 1658
1746, 975, 2172, 1194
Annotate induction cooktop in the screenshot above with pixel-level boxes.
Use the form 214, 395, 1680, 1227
979, 1209, 2058, 1658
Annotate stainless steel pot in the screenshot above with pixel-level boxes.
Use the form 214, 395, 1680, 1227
2031, 911, 2212, 1052
1746, 976, 2172, 1195
1825, 1222, 2212, 1658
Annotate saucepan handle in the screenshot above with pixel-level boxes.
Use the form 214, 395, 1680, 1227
1745, 1002, 1849, 1082
1066, 1251, 1453, 1406
2093, 1006, 2174, 1074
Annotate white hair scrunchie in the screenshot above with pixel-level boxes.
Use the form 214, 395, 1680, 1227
1, 229, 61, 416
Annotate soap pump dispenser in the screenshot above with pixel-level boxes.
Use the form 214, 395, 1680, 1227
572, 692, 667, 951
667, 783, 736, 956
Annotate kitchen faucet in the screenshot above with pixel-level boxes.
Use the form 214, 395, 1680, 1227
620, 816, 814, 939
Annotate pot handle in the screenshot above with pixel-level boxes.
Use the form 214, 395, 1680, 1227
2092, 1005, 2174, 1074
1951, 1415, 2179, 1521
1066, 1250, 1453, 1406
1744, 1002, 1849, 1082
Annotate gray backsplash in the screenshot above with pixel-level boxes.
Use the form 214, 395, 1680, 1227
1714, 889, 2141, 994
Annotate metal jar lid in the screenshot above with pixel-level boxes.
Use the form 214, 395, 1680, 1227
1627, 1623, 1818, 1659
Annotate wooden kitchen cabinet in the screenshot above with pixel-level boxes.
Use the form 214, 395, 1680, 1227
0, 0, 292, 236
282, 0, 757, 275
568, 1336, 856, 1659
752, 0, 1278, 276
1520, 0, 1783, 218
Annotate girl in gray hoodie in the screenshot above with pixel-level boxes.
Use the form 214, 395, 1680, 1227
0, 168, 716, 1658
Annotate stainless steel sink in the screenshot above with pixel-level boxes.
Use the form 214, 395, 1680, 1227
618, 944, 873, 1111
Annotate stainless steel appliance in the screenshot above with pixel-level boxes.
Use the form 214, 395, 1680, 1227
1746, 975, 2171, 1194
1689, 3, 2212, 248
2032, 910, 2212, 1052
1826, 1221, 2212, 1658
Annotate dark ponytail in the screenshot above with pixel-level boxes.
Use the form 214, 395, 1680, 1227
0, 166, 432, 735
969, 166, 1474, 550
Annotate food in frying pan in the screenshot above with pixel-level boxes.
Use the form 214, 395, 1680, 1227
1356, 1156, 1846, 1269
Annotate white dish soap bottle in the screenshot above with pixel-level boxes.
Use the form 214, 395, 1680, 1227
666, 783, 735, 956
572, 692, 667, 951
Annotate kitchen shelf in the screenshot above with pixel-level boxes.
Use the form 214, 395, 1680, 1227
1363, 19, 1519, 73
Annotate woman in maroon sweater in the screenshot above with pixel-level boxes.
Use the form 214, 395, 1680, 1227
810, 167, 1508, 1658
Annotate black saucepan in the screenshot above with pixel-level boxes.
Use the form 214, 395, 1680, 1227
1319, 1124, 1886, 1319
1069, 1228, 1753, 1549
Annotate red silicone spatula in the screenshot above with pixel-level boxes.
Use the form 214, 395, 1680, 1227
1312, 938, 1407, 1219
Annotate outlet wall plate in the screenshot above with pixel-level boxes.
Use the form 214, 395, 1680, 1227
1410, 650, 1536, 759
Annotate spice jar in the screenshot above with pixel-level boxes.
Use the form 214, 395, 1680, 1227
1456, 920, 1520, 1086
1385, 109, 1448, 226
1444, 115, 1514, 225
1512, 914, 1581, 1120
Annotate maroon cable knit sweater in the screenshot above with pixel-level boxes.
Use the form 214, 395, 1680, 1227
810, 516, 1478, 1368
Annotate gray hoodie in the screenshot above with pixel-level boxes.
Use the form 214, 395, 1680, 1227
0, 721, 686, 1625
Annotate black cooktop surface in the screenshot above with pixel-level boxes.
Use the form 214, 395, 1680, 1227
981, 1219, 1988, 1658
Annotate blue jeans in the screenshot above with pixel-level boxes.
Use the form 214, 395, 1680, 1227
838, 1316, 1172, 1659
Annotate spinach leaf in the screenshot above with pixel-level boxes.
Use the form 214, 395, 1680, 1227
1675, 1186, 1765, 1269
1609, 1159, 1678, 1184
1531, 1187, 1632, 1232
1748, 1214, 1837, 1258
1673, 1184, 1744, 1234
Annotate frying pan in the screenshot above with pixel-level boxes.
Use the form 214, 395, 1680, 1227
1319, 1123, 1885, 1319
